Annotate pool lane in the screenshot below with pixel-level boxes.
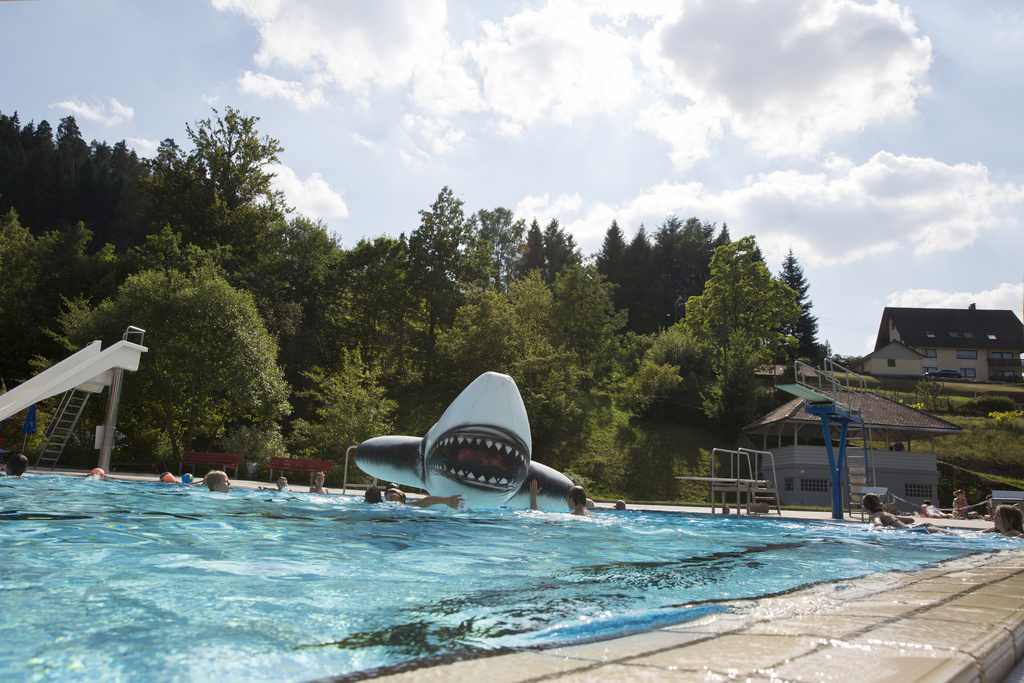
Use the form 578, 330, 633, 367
359, 549, 1024, 682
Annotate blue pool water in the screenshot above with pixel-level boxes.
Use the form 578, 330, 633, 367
0, 474, 1016, 682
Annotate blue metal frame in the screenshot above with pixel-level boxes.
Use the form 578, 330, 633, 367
805, 403, 865, 520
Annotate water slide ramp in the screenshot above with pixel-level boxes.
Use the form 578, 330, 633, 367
0, 340, 148, 422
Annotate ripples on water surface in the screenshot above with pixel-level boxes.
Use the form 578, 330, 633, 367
0, 474, 1015, 682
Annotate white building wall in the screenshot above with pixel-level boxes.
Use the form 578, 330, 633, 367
767, 445, 939, 509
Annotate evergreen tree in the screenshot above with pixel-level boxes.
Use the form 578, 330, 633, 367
777, 248, 822, 362
540, 218, 581, 283
595, 219, 626, 283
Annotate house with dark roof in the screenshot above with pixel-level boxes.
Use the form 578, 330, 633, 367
853, 305, 1024, 381
742, 391, 961, 508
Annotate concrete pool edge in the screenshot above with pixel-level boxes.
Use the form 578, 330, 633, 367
356, 549, 1024, 682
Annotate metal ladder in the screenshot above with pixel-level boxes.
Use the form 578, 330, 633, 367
34, 389, 91, 469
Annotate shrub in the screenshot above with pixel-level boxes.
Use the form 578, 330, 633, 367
960, 395, 1015, 416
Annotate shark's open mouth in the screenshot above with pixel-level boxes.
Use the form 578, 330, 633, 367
427, 426, 528, 490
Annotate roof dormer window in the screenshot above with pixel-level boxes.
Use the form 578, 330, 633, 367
963, 332, 974, 338
948, 332, 958, 337
925, 332, 936, 338
988, 334, 997, 339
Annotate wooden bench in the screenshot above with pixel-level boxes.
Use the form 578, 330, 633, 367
991, 490, 1024, 508
179, 452, 244, 478
267, 456, 333, 485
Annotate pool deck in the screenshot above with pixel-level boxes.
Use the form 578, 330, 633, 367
28, 468, 1024, 682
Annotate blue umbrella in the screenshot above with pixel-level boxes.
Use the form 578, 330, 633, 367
22, 404, 36, 451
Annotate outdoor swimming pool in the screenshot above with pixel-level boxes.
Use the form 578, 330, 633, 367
0, 475, 1017, 682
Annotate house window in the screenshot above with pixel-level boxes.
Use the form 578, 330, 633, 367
801, 479, 829, 492
905, 484, 932, 498
922, 349, 937, 358
922, 366, 938, 374
956, 350, 978, 359
948, 332, 959, 338
992, 352, 1015, 359
925, 332, 936, 338
988, 334, 997, 340
784, 478, 794, 491
992, 370, 1017, 380
961, 368, 977, 378
963, 332, 974, 338
887, 358, 896, 367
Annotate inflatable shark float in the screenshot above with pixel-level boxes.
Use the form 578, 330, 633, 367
354, 372, 574, 511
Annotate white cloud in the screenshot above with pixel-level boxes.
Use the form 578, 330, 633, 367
213, 0, 934, 167
127, 137, 160, 158
514, 192, 583, 227
213, 0, 454, 92
238, 71, 325, 110
561, 153, 1023, 266
645, 0, 932, 158
887, 283, 1024, 313
466, 0, 639, 131
273, 165, 349, 220
49, 97, 134, 126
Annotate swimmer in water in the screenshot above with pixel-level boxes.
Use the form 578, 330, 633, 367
2, 453, 28, 478
260, 476, 289, 491
365, 485, 463, 508
983, 505, 1024, 538
528, 480, 593, 516
309, 471, 328, 494
204, 470, 231, 493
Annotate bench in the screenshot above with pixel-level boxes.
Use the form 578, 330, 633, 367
267, 456, 334, 485
179, 452, 244, 478
991, 490, 1024, 509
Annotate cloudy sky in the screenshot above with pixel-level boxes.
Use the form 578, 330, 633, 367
2, 0, 1022, 355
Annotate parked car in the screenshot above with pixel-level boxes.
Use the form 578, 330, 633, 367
925, 369, 961, 379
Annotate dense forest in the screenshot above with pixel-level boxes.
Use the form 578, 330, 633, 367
0, 107, 830, 492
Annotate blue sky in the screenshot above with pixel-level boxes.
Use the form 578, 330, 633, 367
2, 0, 1022, 356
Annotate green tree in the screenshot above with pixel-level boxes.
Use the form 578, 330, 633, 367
59, 268, 290, 460
685, 235, 800, 429
549, 265, 626, 390
408, 186, 489, 381
473, 207, 525, 293
777, 248, 823, 363
288, 353, 396, 464
142, 107, 287, 264
338, 235, 416, 379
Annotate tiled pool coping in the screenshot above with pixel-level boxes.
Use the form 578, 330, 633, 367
348, 550, 1024, 682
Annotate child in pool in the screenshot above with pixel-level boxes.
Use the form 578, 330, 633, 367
204, 470, 231, 493
528, 479, 593, 516
364, 485, 462, 508
2, 452, 28, 477
260, 476, 289, 491
309, 471, 328, 494
983, 504, 1024, 538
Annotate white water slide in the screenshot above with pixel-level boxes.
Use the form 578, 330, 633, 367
0, 339, 148, 423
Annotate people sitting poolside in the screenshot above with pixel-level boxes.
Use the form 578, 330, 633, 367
983, 504, 1024, 538
204, 470, 231, 493
2, 452, 28, 478
952, 490, 980, 519
863, 493, 943, 533
260, 476, 289, 491
309, 471, 329, 494
920, 500, 950, 518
